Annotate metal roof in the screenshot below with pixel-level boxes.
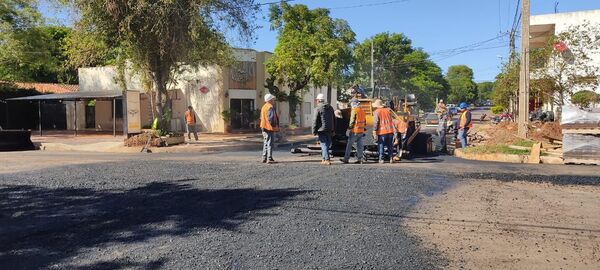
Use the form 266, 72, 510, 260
7, 91, 122, 101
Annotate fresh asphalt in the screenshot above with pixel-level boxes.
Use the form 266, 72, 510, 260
0, 149, 598, 269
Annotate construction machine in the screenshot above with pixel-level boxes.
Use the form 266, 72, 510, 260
291, 93, 433, 159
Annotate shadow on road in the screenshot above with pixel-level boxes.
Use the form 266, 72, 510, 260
0, 182, 309, 269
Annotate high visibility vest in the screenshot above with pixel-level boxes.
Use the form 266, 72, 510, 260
351, 107, 367, 134
375, 108, 394, 135
260, 103, 279, 132
395, 119, 407, 134
459, 110, 472, 129
185, 111, 196, 124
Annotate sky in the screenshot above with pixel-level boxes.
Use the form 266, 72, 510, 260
40, 0, 600, 82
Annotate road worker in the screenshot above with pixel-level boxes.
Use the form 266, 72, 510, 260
260, 94, 279, 164
372, 99, 395, 164
458, 102, 472, 148
393, 117, 407, 161
341, 99, 366, 164
312, 93, 335, 165
184, 106, 198, 141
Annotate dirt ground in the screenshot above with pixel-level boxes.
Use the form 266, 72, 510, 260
406, 180, 600, 270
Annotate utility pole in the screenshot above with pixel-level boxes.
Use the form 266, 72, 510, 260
370, 40, 375, 98
518, 0, 530, 138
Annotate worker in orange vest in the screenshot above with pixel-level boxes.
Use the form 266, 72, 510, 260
341, 99, 366, 164
458, 102, 472, 148
372, 99, 396, 164
184, 106, 198, 141
260, 94, 279, 164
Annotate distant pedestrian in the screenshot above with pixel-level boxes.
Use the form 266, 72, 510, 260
312, 93, 335, 165
372, 99, 395, 164
436, 99, 447, 118
260, 94, 279, 164
437, 111, 451, 153
341, 99, 366, 164
458, 102, 472, 148
185, 106, 198, 141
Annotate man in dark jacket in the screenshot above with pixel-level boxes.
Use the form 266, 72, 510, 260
312, 93, 335, 165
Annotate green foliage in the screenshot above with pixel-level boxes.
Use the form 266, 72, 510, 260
571, 90, 600, 109
491, 105, 505, 115
72, 0, 258, 131
513, 139, 535, 148
221, 110, 232, 122
446, 65, 477, 103
492, 60, 519, 110
353, 33, 448, 110
476, 81, 494, 101
267, 2, 355, 124
463, 145, 530, 155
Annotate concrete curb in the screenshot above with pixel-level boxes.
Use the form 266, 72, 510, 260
455, 149, 564, 164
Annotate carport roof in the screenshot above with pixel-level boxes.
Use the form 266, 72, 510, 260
7, 91, 122, 101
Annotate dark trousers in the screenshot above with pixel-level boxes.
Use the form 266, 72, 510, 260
377, 133, 394, 161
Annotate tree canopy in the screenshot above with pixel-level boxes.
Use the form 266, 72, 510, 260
267, 2, 355, 124
70, 0, 259, 129
445, 65, 477, 104
353, 32, 447, 110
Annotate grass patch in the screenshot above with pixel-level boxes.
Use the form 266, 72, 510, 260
513, 139, 536, 148
464, 145, 530, 155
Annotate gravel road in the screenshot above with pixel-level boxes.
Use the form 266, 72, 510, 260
0, 150, 598, 269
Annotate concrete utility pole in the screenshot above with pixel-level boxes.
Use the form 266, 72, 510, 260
518, 0, 530, 138
370, 40, 375, 98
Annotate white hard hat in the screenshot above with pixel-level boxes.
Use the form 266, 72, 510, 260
316, 93, 325, 100
264, 93, 275, 102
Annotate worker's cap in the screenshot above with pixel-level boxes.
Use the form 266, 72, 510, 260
350, 99, 360, 108
459, 102, 468, 109
264, 93, 276, 102
316, 93, 325, 101
372, 99, 384, 108
439, 99, 444, 103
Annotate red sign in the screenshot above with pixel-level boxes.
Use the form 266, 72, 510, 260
553, 41, 568, 53
199, 86, 209, 94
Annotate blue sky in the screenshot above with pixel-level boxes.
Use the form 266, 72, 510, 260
40, 0, 600, 82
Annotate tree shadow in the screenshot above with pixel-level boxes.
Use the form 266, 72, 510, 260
0, 182, 309, 269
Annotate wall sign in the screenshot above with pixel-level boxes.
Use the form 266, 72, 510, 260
126, 91, 141, 134
199, 86, 209, 94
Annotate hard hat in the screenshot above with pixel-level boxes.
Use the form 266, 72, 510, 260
316, 93, 325, 100
372, 99, 384, 108
350, 99, 360, 108
264, 93, 276, 102
459, 102, 468, 109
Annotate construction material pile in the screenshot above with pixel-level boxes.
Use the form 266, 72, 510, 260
561, 105, 600, 165
124, 132, 162, 147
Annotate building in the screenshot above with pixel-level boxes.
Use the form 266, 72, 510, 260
530, 9, 600, 111
77, 48, 337, 133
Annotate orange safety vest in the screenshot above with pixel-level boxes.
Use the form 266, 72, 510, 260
351, 107, 367, 134
395, 119, 407, 134
260, 103, 279, 132
375, 108, 394, 135
459, 110, 472, 129
185, 111, 196, 124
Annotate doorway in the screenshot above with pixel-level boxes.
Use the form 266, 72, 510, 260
230, 98, 255, 130
85, 100, 96, 129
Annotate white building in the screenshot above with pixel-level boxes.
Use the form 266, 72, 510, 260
77, 49, 337, 133
530, 9, 600, 111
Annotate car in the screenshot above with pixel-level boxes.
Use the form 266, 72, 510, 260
423, 113, 440, 126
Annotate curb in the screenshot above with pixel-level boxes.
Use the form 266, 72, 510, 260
455, 149, 564, 164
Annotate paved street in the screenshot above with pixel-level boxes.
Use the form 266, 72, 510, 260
1, 150, 599, 269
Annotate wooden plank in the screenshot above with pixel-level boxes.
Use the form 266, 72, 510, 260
528, 142, 542, 164
562, 129, 600, 134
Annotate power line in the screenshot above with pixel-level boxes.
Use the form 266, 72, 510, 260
327, 0, 409, 10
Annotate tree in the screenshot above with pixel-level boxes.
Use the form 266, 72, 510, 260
476, 81, 494, 102
530, 22, 600, 115
571, 90, 600, 109
71, 0, 258, 130
492, 60, 519, 111
353, 33, 447, 110
267, 2, 355, 124
445, 65, 477, 104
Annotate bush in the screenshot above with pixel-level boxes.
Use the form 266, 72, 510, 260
491, 105, 505, 115
571, 90, 600, 109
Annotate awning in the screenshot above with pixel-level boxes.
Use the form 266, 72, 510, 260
7, 91, 122, 101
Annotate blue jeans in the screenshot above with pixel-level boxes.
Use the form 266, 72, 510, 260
262, 131, 274, 159
343, 132, 364, 162
318, 132, 332, 160
377, 133, 394, 161
458, 128, 469, 148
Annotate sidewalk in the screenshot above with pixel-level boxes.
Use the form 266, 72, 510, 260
32, 132, 316, 153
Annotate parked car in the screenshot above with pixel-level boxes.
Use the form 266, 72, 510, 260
423, 113, 440, 126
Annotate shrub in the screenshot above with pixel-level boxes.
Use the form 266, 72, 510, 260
491, 105, 505, 114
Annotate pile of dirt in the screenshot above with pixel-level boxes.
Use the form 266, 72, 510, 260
123, 133, 162, 147
475, 121, 519, 146
540, 122, 562, 141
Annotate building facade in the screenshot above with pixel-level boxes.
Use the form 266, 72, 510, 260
77, 49, 337, 133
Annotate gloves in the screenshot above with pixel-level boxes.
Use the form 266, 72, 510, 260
372, 131, 378, 141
